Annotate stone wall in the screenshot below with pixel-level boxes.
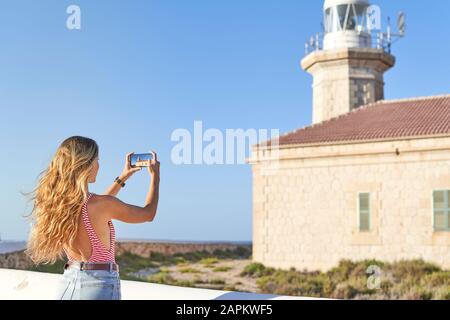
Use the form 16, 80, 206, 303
249, 136, 450, 272
301, 48, 395, 124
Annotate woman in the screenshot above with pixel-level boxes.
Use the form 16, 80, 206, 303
23, 136, 160, 300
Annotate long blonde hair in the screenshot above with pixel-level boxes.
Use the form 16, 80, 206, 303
23, 136, 99, 265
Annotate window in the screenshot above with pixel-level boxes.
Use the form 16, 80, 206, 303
324, 8, 333, 33
358, 193, 370, 231
325, 4, 368, 33
353, 4, 367, 32
433, 190, 450, 231
337, 4, 349, 30
325, 7, 341, 33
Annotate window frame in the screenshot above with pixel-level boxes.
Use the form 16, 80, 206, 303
432, 190, 450, 232
358, 192, 371, 232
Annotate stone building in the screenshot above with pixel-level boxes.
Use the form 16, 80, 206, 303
248, 0, 450, 271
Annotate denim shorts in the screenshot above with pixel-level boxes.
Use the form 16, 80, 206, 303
56, 263, 121, 300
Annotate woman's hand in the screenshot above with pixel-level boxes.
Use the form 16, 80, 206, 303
148, 150, 160, 180
121, 152, 142, 179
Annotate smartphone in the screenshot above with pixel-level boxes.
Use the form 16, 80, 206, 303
129, 153, 153, 168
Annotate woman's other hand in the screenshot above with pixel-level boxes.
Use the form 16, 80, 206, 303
148, 150, 160, 180
121, 152, 142, 178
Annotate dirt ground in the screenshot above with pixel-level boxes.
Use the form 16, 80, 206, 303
130, 258, 260, 293
170, 259, 259, 292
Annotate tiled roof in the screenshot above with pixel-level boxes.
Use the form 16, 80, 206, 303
259, 95, 450, 147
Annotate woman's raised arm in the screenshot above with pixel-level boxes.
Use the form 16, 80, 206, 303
103, 150, 160, 224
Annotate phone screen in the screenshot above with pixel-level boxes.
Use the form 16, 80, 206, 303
130, 153, 153, 167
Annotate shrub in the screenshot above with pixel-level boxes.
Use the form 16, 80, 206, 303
148, 271, 174, 284
248, 259, 448, 300
213, 266, 232, 272
179, 267, 201, 273
387, 259, 441, 280
420, 271, 450, 287
174, 257, 187, 265
241, 262, 274, 277
114, 251, 159, 273
28, 259, 66, 274
212, 247, 252, 259
200, 257, 219, 267
209, 278, 226, 285
173, 280, 195, 287
223, 285, 237, 291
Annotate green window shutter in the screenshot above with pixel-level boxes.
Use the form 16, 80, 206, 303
359, 193, 370, 231
433, 190, 450, 231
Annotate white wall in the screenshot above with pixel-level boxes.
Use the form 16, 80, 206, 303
0, 268, 311, 300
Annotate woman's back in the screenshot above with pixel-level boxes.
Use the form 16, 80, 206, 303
64, 192, 116, 263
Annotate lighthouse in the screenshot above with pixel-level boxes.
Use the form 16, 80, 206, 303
249, 1, 450, 275
301, 0, 396, 124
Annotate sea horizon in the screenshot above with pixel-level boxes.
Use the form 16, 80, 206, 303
0, 241, 27, 254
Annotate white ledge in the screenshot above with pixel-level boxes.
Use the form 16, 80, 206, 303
0, 268, 317, 300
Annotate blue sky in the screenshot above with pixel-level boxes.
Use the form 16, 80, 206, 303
0, 0, 449, 242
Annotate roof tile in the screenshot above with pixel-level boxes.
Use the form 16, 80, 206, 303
259, 95, 450, 147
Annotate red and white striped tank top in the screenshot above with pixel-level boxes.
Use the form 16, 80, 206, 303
64, 192, 116, 263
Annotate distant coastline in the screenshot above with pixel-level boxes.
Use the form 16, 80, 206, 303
117, 238, 252, 245
0, 239, 252, 255
0, 241, 27, 254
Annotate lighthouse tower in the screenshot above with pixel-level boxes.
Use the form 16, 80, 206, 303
301, 0, 396, 124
